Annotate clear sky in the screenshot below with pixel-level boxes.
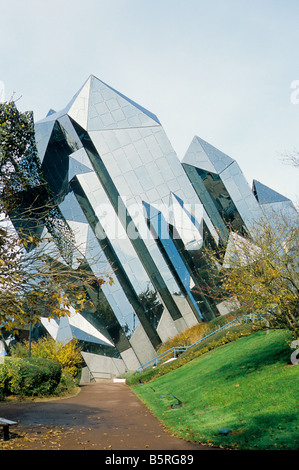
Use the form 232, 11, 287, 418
1, 0, 298, 203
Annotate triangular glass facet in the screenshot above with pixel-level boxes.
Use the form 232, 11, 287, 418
87, 75, 160, 131
183, 136, 234, 174
252, 180, 290, 204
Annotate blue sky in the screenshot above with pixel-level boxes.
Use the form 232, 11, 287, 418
1, 0, 299, 202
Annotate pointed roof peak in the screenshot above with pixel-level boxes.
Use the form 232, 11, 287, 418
252, 179, 291, 204
67, 74, 161, 131
37, 75, 161, 130
183, 135, 234, 174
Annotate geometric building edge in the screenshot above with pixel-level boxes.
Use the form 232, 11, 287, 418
6, 74, 297, 381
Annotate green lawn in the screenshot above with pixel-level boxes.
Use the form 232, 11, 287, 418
132, 329, 299, 450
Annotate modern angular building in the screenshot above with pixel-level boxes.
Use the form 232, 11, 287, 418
29, 75, 297, 380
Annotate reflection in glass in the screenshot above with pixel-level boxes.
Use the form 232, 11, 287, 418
32, 75, 297, 374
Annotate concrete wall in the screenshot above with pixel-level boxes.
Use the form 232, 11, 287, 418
81, 351, 127, 382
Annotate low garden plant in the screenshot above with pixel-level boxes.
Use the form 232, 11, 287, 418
0, 336, 83, 400
0, 357, 61, 399
10, 336, 83, 378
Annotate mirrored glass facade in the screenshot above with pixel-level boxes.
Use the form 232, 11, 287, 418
30, 75, 298, 378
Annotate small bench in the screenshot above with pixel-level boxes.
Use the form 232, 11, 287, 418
0, 418, 18, 441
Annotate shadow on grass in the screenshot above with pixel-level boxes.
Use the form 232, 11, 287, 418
210, 330, 293, 381
209, 410, 299, 450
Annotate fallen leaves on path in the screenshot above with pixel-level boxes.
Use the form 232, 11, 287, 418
0, 425, 80, 450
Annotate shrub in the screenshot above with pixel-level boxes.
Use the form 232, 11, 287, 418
157, 322, 209, 357
155, 311, 243, 362
0, 363, 9, 400
53, 371, 79, 397
11, 336, 83, 377
0, 357, 61, 398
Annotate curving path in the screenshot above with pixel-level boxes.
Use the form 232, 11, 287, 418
0, 382, 221, 451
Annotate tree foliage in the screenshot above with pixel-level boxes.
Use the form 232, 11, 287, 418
0, 101, 112, 334
195, 213, 299, 338
11, 336, 83, 377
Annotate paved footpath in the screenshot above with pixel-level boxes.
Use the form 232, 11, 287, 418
0, 382, 221, 451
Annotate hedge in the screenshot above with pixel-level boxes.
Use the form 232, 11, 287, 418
0, 357, 62, 399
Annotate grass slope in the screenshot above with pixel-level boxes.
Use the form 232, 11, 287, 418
132, 329, 299, 450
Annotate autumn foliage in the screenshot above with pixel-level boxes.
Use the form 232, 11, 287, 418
0, 101, 110, 335
11, 336, 83, 377
194, 214, 299, 338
